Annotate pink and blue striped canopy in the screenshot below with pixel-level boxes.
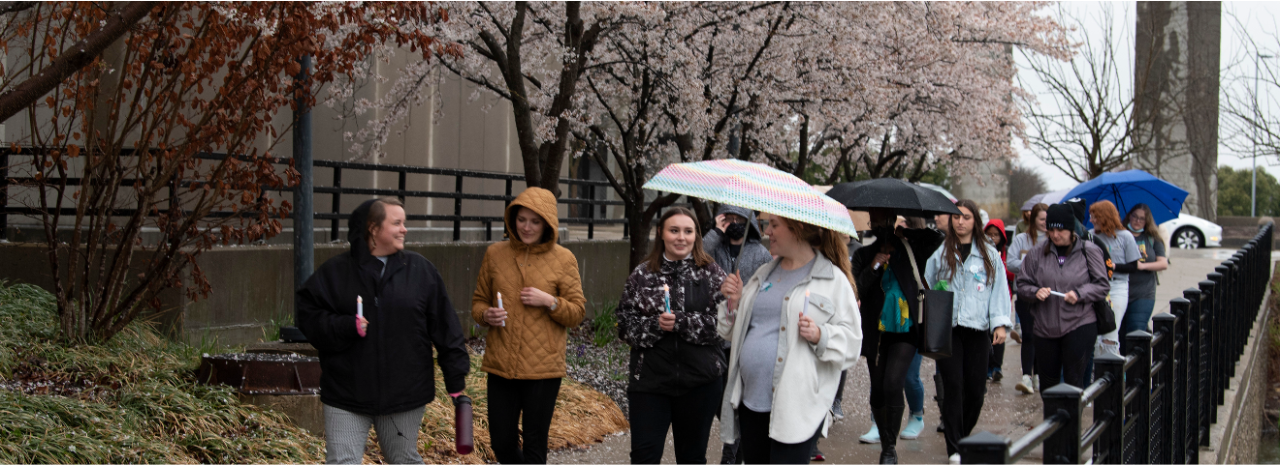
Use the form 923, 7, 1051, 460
643, 159, 858, 237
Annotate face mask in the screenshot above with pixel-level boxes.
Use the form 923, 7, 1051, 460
1128, 224, 1144, 234
725, 221, 748, 240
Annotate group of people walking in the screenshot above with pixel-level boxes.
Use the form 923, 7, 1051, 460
296, 186, 1168, 465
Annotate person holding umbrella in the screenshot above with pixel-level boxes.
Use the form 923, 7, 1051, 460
849, 208, 945, 464
923, 200, 1012, 462
1122, 203, 1169, 353
1015, 204, 1110, 390
718, 213, 862, 464
296, 198, 471, 464
471, 187, 587, 465
617, 206, 728, 464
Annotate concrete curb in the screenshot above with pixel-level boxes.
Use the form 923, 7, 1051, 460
1201, 268, 1273, 464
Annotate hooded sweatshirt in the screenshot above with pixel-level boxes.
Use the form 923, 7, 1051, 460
297, 199, 471, 416
985, 218, 1016, 293
471, 187, 587, 380
703, 204, 772, 282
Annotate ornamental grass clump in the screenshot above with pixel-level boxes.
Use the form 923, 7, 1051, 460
0, 282, 323, 463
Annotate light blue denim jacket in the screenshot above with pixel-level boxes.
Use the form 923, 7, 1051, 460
923, 243, 1013, 332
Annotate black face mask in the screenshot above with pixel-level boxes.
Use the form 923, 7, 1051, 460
724, 222, 748, 240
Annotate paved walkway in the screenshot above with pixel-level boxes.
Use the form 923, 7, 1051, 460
548, 248, 1274, 464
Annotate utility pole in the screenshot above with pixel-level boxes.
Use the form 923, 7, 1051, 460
288, 55, 313, 342
1253, 52, 1273, 217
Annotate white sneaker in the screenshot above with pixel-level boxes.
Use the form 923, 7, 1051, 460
950, 453, 961, 464
1015, 374, 1035, 394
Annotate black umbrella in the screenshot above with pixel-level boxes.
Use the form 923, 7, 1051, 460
826, 178, 961, 217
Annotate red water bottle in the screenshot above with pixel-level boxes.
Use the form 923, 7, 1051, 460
454, 394, 474, 454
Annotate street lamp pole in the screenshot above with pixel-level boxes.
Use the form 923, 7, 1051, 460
1253, 52, 1273, 217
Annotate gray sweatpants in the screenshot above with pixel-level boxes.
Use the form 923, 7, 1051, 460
323, 404, 425, 464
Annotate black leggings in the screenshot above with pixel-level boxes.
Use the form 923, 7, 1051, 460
629, 381, 723, 464
487, 374, 561, 464
938, 327, 991, 456
869, 339, 919, 409
1015, 299, 1036, 376
737, 408, 821, 464
1033, 323, 1097, 390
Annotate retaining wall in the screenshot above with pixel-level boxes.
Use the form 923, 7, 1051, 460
0, 239, 632, 345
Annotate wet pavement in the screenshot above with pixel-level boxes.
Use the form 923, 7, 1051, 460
548, 248, 1271, 464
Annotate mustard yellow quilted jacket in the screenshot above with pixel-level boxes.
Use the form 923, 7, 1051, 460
471, 187, 586, 380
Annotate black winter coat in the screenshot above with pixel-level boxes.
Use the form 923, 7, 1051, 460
850, 226, 944, 359
297, 200, 470, 416
617, 257, 727, 396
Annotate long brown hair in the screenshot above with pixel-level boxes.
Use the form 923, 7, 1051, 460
1027, 203, 1049, 244
644, 207, 715, 273
1125, 203, 1166, 247
771, 215, 856, 292
1089, 200, 1124, 238
941, 199, 997, 285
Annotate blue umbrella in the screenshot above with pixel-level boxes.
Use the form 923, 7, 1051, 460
1061, 169, 1189, 227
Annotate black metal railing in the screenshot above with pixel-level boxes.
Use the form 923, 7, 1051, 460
959, 222, 1275, 464
0, 149, 628, 241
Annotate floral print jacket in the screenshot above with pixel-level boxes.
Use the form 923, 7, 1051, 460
616, 256, 727, 394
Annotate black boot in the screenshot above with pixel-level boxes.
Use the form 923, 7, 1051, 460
721, 442, 742, 464
877, 406, 905, 464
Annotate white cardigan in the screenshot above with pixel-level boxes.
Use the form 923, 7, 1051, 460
717, 251, 862, 444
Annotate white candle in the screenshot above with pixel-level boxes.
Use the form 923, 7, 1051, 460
357, 295, 363, 319
663, 284, 671, 314
801, 290, 810, 316
497, 292, 506, 327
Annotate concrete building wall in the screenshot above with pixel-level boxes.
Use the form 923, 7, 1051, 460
952, 159, 1012, 222
1133, 1, 1221, 221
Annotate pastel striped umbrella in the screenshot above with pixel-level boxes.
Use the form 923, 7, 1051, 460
642, 159, 858, 237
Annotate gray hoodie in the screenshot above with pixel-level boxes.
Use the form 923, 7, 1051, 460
704, 204, 772, 282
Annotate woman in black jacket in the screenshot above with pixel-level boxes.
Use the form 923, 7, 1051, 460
617, 207, 728, 464
297, 198, 471, 464
849, 208, 944, 464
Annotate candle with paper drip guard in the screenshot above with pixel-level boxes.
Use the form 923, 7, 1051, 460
356, 296, 366, 337
497, 292, 506, 327
663, 284, 671, 314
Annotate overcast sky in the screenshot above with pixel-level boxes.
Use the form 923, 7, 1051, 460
1014, 1, 1279, 191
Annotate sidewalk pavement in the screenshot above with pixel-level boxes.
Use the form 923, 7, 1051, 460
548, 248, 1272, 464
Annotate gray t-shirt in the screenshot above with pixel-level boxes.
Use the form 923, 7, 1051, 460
1089, 229, 1140, 283
1128, 230, 1167, 300
740, 258, 815, 412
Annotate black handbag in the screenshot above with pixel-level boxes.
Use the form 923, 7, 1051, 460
1083, 245, 1118, 335
903, 238, 953, 360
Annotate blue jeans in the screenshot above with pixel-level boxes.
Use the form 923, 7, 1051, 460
1120, 299, 1156, 354
905, 352, 924, 414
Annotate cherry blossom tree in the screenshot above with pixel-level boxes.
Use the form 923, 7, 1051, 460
4, 2, 450, 343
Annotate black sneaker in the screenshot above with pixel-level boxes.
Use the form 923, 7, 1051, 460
991, 370, 1003, 382
811, 446, 825, 462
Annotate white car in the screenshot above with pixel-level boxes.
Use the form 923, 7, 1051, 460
1159, 213, 1222, 249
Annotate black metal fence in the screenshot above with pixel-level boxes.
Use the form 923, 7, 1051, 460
0, 149, 628, 241
959, 222, 1275, 464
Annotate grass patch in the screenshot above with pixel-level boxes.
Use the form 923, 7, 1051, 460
0, 281, 629, 463
0, 281, 322, 463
